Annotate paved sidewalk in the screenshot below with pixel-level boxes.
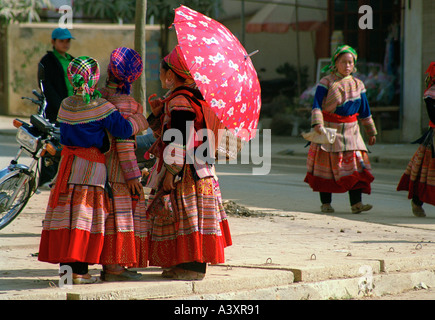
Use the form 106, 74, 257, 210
1, 114, 435, 301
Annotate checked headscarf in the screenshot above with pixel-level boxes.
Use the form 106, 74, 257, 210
322, 45, 358, 74
67, 56, 101, 103
108, 47, 143, 95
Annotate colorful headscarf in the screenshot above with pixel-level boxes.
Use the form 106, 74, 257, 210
163, 45, 192, 80
425, 62, 435, 91
108, 47, 143, 95
67, 56, 101, 103
322, 45, 358, 74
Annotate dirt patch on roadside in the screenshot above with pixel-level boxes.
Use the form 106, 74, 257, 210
223, 200, 266, 217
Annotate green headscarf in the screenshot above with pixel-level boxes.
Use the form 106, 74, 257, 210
321, 45, 358, 74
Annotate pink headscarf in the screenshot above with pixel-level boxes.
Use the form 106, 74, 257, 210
163, 45, 192, 80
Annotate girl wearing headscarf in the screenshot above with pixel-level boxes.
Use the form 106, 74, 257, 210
98, 47, 149, 280
397, 62, 435, 217
304, 45, 378, 214
144, 45, 232, 280
38, 56, 148, 284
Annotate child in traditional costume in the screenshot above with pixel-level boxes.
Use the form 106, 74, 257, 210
98, 47, 149, 281
304, 45, 377, 214
145, 45, 232, 280
397, 62, 435, 217
38, 56, 148, 284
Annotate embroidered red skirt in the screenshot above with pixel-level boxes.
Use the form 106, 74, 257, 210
38, 184, 109, 264
397, 143, 435, 206
99, 182, 150, 268
38, 147, 109, 265
147, 165, 232, 268
304, 143, 374, 194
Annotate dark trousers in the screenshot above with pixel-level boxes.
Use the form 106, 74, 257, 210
60, 262, 88, 275
176, 262, 207, 273
412, 195, 424, 206
320, 189, 362, 206
38, 158, 59, 186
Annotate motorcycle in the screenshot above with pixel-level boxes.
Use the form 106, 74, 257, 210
0, 64, 61, 230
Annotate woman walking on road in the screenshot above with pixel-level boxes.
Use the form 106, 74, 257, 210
38, 56, 148, 284
144, 45, 232, 280
397, 62, 435, 217
304, 45, 377, 214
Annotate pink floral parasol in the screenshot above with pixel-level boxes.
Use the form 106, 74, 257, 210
172, 5, 262, 142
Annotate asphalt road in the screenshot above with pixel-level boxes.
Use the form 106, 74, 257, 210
216, 158, 435, 228
1, 131, 434, 229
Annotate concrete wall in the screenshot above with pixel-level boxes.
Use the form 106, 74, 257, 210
2, 22, 161, 116
402, 0, 423, 141
402, 0, 435, 141
421, 0, 435, 127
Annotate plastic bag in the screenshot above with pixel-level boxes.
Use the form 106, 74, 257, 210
302, 127, 337, 144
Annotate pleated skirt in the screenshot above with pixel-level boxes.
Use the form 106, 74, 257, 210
304, 143, 374, 194
38, 184, 108, 264
397, 131, 435, 205
147, 165, 232, 268
99, 182, 150, 268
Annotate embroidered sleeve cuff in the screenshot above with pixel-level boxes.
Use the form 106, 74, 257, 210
116, 140, 142, 180
121, 165, 142, 181
128, 113, 149, 135
360, 115, 378, 136
311, 108, 324, 127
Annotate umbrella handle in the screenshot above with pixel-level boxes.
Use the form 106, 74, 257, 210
245, 50, 259, 59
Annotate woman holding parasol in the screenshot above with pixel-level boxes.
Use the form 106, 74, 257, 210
144, 45, 232, 280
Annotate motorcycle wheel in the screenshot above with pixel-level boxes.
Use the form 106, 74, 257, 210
0, 173, 33, 230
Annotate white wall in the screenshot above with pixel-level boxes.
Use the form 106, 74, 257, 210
402, 0, 423, 141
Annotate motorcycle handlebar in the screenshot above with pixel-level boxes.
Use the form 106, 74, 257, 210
32, 90, 43, 101
21, 96, 41, 106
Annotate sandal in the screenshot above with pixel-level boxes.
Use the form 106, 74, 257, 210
161, 267, 205, 281
411, 200, 426, 217
321, 204, 335, 213
351, 202, 373, 214
101, 269, 143, 282
72, 273, 98, 285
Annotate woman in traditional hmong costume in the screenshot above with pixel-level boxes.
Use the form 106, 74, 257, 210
145, 45, 232, 280
98, 47, 149, 281
397, 62, 435, 217
38, 56, 148, 284
304, 45, 378, 214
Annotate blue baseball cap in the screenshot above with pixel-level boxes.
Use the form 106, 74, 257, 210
52, 28, 75, 40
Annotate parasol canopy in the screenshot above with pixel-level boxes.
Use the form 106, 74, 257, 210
172, 5, 262, 142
